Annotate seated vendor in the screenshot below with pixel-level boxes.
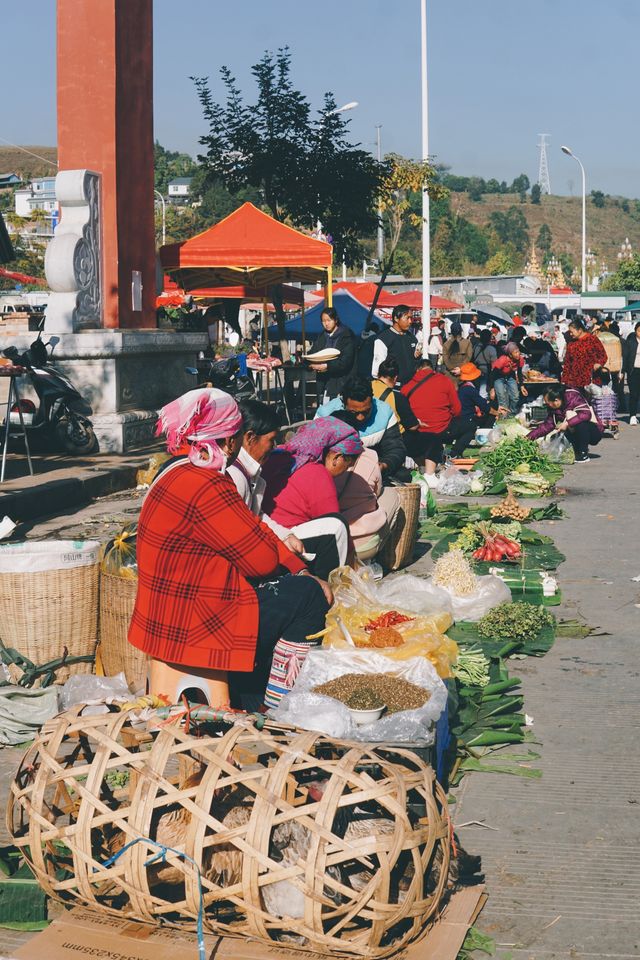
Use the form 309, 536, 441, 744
261, 416, 364, 578
372, 357, 421, 434
454, 362, 499, 456
128, 388, 331, 705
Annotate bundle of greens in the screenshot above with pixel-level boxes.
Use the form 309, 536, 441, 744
502, 470, 553, 497
479, 436, 554, 487
478, 602, 554, 649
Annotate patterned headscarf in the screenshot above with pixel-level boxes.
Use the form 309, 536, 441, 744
278, 416, 363, 473
156, 388, 243, 471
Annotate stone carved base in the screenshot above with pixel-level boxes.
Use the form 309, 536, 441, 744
0, 329, 208, 453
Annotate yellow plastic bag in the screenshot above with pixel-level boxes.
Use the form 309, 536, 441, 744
136, 452, 171, 487
101, 523, 138, 579
321, 568, 457, 678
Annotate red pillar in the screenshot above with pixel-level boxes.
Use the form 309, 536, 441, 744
57, 0, 156, 329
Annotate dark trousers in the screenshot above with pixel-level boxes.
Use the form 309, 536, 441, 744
230, 573, 329, 710
405, 416, 477, 464
568, 420, 602, 456
628, 369, 640, 416
448, 415, 493, 458
297, 513, 350, 580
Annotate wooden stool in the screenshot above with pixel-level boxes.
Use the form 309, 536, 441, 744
148, 658, 230, 707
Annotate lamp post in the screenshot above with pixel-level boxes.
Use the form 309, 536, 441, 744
375, 125, 384, 265
561, 145, 586, 292
420, 0, 431, 357
154, 189, 166, 246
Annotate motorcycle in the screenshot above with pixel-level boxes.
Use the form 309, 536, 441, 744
1, 329, 98, 455
185, 353, 255, 400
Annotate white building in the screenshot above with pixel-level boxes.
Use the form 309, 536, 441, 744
167, 177, 193, 202
14, 177, 58, 218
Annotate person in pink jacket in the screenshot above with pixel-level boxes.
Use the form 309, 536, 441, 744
527, 385, 604, 463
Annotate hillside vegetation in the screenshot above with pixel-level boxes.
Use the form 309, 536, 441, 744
0, 146, 58, 182
454, 191, 640, 274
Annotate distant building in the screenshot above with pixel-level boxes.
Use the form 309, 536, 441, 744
13, 177, 57, 238
167, 177, 193, 202
0, 173, 22, 189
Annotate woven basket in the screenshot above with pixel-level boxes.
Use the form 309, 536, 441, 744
99, 573, 147, 691
379, 484, 421, 572
0, 551, 99, 685
8, 709, 450, 958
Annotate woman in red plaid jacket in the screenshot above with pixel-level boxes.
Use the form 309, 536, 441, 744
128, 389, 330, 685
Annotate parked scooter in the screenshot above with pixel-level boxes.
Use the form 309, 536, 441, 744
1, 329, 97, 455
185, 353, 255, 400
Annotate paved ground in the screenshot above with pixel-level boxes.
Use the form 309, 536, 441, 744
0, 430, 638, 957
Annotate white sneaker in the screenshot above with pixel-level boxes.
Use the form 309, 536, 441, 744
423, 472, 441, 489
630, 416, 638, 425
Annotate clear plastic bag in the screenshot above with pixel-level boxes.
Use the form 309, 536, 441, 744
437, 466, 474, 497
539, 431, 575, 464
438, 573, 512, 622
60, 672, 131, 712
323, 568, 457, 678
270, 648, 448, 743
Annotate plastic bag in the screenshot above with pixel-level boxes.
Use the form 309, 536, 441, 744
411, 470, 436, 517
270, 648, 448, 743
323, 568, 456, 678
60, 672, 131, 712
136, 452, 171, 487
0, 539, 100, 574
437, 573, 511, 622
436, 465, 474, 497
101, 523, 138, 579
539, 431, 575, 464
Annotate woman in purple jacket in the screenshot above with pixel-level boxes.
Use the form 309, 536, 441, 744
527, 385, 604, 463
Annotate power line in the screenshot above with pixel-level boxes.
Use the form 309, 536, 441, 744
0, 137, 58, 169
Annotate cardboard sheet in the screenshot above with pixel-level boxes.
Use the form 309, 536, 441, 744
12, 887, 485, 960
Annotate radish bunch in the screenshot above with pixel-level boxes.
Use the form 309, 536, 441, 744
472, 523, 521, 563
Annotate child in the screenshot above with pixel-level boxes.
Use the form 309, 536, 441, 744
490, 342, 528, 415
587, 367, 619, 437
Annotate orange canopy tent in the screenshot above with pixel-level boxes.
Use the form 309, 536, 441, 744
156, 279, 305, 310
160, 202, 333, 296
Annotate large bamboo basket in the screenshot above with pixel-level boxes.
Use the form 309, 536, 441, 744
99, 573, 148, 691
8, 709, 450, 958
0, 551, 99, 685
379, 485, 421, 572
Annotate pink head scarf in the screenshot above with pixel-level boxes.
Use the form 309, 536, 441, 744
156, 388, 243, 471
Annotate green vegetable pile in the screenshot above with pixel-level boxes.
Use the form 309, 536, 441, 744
478, 602, 554, 646
479, 436, 553, 486
502, 470, 553, 497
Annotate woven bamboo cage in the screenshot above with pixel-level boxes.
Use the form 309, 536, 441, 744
8, 709, 450, 958
99, 574, 148, 691
379, 485, 421, 572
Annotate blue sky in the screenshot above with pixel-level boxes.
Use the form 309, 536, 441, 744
3, 0, 639, 196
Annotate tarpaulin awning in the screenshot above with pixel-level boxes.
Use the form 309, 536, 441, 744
323, 283, 463, 312
618, 301, 640, 312
268, 289, 386, 340
156, 281, 305, 310
160, 202, 333, 291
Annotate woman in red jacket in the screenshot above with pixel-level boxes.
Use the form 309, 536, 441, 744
129, 388, 330, 697
562, 319, 607, 389
401, 359, 477, 488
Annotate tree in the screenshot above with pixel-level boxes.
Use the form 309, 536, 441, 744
590, 190, 606, 208
510, 173, 530, 195
467, 177, 485, 201
537, 223, 552, 256
489, 206, 529, 255
485, 249, 516, 275
154, 142, 197, 195
530, 183, 542, 205
192, 48, 381, 267
364, 154, 447, 325
600, 253, 640, 291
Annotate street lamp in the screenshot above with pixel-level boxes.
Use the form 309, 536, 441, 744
561, 145, 586, 292
154, 189, 166, 246
420, 0, 431, 357
375, 125, 384, 265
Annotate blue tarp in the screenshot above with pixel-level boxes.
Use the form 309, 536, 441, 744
268, 290, 386, 340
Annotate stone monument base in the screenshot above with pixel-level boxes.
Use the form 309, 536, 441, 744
2, 329, 208, 454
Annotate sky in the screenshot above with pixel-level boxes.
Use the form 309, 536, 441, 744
3, 0, 639, 196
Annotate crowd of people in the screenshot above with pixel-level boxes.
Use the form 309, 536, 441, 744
128, 302, 637, 707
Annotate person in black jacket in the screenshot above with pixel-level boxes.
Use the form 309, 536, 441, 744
371, 304, 419, 385
308, 307, 356, 402
623, 321, 640, 423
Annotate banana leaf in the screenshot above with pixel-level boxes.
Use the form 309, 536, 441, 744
0, 863, 47, 929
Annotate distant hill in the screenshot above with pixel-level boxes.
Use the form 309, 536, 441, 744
453, 191, 640, 272
0, 146, 58, 182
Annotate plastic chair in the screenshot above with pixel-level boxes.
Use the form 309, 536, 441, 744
148, 658, 230, 707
